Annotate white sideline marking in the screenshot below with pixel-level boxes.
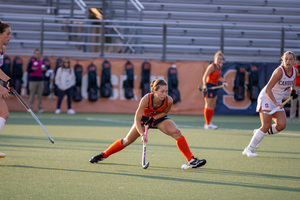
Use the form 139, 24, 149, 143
9, 116, 300, 136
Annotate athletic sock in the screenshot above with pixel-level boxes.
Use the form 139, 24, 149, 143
204, 108, 214, 125
0, 117, 6, 133
176, 136, 194, 161
103, 139, 125, 158
247, 129, 265, 150
267, 124, 279, 135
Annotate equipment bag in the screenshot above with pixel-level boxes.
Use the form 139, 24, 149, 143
53, 58, 62, 96
73, 64, 83, 102
123, 61, 134, 99
87, 64, 98, 101
248, 65, 260, 101
100, 60, 113, 98
2, 56, 11, 77
234, 65, 246, 101
12, 56, 23, 94
140, 61, 151, 97
168, 66, 180, 103
42, 58, 51, 96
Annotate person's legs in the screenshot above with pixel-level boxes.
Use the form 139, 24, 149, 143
243, 111, 286, 157
66, 88, 73, 109
28, 81, 37, 109
204, 96, 218, 129
0, 98, 9, 158
56, 89, 65, 110
158, 119, 206, 167
290, 99, 297, 121
37, 81, 44, 111
90, 124, 140, 163
158, 119, 196, 161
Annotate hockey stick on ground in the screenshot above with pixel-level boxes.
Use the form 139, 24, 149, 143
198, 84, 225, 92
263, 96, 293, 115
142, 125, 150, 169
10, 88, 54, 143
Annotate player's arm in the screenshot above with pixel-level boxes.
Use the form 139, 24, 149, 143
0, 69, 11, 98
135, 94, 149, 136
0, 69, 10, 82
265, 67, 282, 107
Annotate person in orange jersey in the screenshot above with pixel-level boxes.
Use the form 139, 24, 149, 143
0, 21, 14, 158
202, 51, 227, 129
289, 55, 300, 122
90, 79, 206, 169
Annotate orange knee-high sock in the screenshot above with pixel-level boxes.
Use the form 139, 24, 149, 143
204, 108, 214, 125
176, 136, 194, 162
103, 139, 125, 158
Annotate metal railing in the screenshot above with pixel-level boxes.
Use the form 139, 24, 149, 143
3, 15, 300, 62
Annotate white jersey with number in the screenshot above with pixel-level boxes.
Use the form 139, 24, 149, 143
257, 66, 296, 112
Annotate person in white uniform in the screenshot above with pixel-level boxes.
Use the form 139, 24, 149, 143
242, 51, 299, 157
0, 21, 13, 158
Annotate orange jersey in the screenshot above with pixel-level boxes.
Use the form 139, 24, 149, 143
206, 63, 222, 85
293, 64, 300, 86
143, 93, 168, 117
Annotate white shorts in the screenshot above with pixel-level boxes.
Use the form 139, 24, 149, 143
256, 91, 284, 112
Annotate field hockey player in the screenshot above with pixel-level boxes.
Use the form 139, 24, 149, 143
0, 21, 13, 158
242, 51, 298, 157
90, 79, 206, 169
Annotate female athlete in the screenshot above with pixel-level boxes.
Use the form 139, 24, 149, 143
90, 79, 206, 168
243, 51, 298, 157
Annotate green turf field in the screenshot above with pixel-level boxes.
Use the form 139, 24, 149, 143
0, 112, 299, 200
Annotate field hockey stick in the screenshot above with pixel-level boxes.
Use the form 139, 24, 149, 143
10, 88, 55, 143
198, 84, 225, 92
263, 96, 293, 115
142, 125, 150, 169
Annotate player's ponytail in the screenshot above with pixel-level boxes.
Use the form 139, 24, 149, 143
150, 79, 167, 92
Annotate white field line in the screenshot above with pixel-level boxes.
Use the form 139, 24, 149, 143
9, 116, 300, 136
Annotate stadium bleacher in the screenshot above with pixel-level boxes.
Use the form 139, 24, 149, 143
0, 0, 299, 62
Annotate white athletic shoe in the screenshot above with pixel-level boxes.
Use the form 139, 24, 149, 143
204, 123, 218, 130
0, 152, 6, 158
253, 129, 260, 149
242, 148, 258, 157
55, 109, 61, 114
67, 109, 75, 115
38, 109, 44, 113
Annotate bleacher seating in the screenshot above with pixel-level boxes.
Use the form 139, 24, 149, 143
0, 0, 300, 62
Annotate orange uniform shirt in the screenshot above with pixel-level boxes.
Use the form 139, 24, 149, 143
143, 93, 168, 117
293, 64, 300, 86
206, 63, 222, 85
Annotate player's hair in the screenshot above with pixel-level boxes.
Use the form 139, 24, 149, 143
0, 21, 10, 34
296, 55, 300, 61
214, 50, 224, 61
150, 79, 167, 92
62, 58, 70, 68
281, 51, 296, 66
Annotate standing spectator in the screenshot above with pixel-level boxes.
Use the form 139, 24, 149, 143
242, 51, 298, 157
0, 21, 14, 158
27, 49, 46, 113
202, 50, 227, 129
54, 58, 76, 114
289, 55, 300, 122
